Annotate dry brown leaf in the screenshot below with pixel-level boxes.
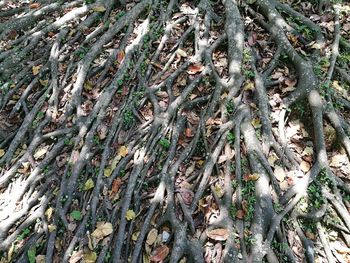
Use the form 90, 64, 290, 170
117, 51, 125, 63
206, 228, 229, 241
236, 210, 245, 219
150, 245, 169, 262
185, 128, 192, 138
187, 64, 204, 75
244, 173, 260, 181
30, 3, 41, 9
146, 228, 158, 245
91, 222, 113, 239
178, 188, 194, 205
274, 166, 286, 182
110, 178, 122, 195
330, 154, 347, 167
300, 161, 311, 172
69, 250, 83, 263
284, 78, 297, 87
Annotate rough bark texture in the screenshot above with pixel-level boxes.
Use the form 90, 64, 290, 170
1, 0, 350, 262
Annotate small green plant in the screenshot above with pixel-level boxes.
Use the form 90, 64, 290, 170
243, 69, 255, 79
115, 11, 125, 20
17, 228, 30, 241
307, 182, 324, 209
159, 138, 170, 149
243, 48, 252, 63
242, 181, 256, 221
226, 100, 235, 114
123, 110, 135, 128
76, 47, 88, 59
289, 100, 307, 117
227, 131, 235, 145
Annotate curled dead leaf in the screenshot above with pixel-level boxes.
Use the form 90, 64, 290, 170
206, 228, 229, 241
150, 245, 169, 262
187, 64, 204, 75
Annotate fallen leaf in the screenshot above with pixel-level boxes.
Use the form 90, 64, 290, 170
300, 161, 311, 172
34, 146, 48, 159
132, 231, 140, 241
0, 149, 5, 157
45, 207, 54, 221
83, 251, 97, 263
150, 245, 170, 262
118, 145, 128, 157
146, 228, 158, 245
111, 178, 122, 195
244, 82, 255, 91
29, 3, 41, 9
176, 49, 187, 57
274, 166, 286, 182
244, 173, 260, 181
84, 178, 95, 191
284, 78, 297, 87
187, 64, 204, 75
185, 128, 192, 137
104, 168, 112, 177
97, 124, 108, 140
69, 250, 83, 263
93, 6, 106, 12
251, 118, 261, 128
178, 188, 194, 205
32, 65, 41, 76
117, 51, 125, 63
330, 154, 347, 167
48, 224, 56, 232
39, 79, 49, 86
36, 255, 46, 263
125, 210, 136, 221
236, 210, 245, 219
91, 222, 113, 239
206, 228, 229, 241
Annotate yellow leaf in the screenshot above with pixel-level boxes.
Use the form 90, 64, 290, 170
7, 243, 15, 262
84, 81, 93, 91
132, 231, 140, 241
84, 178, 95, 191
247, 173, 260, 181
48, 224, 57, 232
45, 207, 54, 221
91, 222, 113, 239
104, 168, 112, 177
244, 82, 255, 91
93, 6, 106, 12
83, 251, 97, 263
32, 65, 41, 75
118, 145, 128, 157
251, 118, 261, 128
125, 210, 136, 221
39, 79, 49, 86
0, 149, 5, 158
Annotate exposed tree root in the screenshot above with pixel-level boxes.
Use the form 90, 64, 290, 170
1, 0, 350, 262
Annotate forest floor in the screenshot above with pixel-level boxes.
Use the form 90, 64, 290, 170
1, 0, 350, 262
